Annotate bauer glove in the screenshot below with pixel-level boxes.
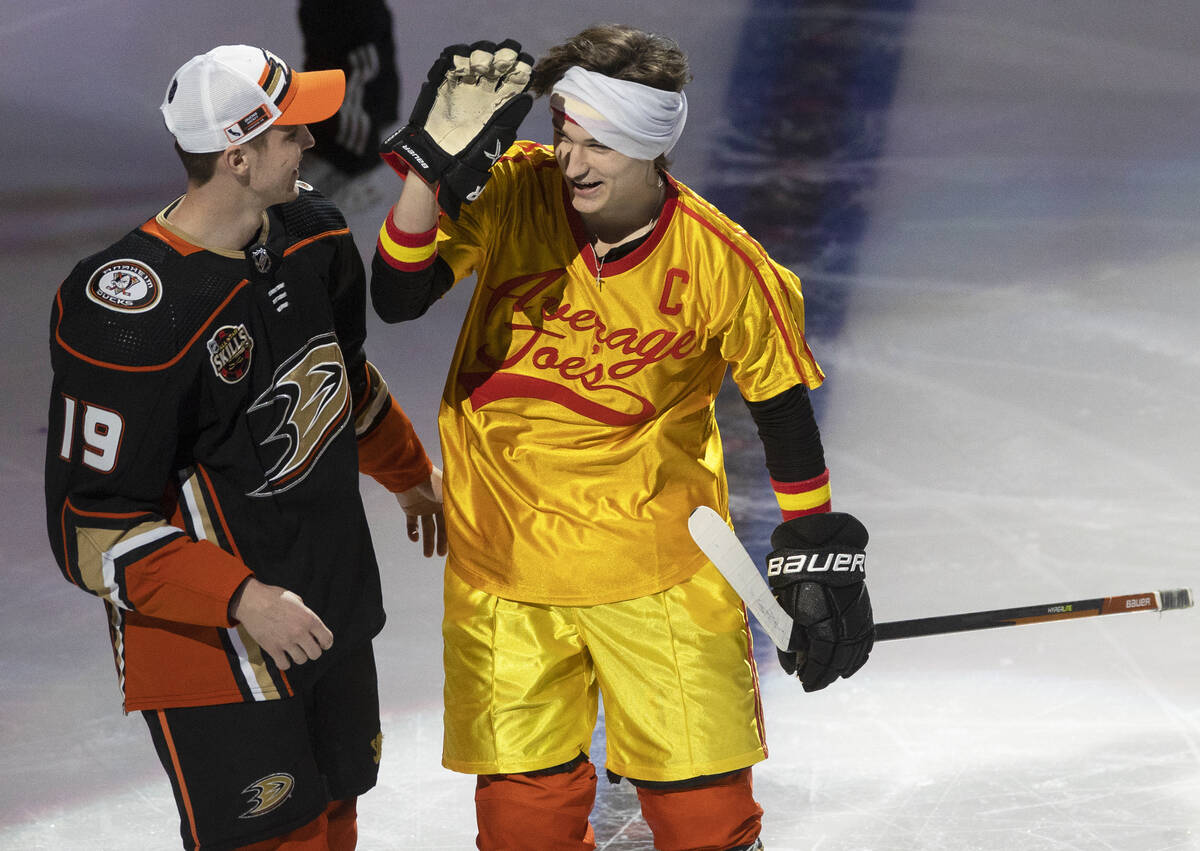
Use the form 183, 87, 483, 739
380, 39, 533, 219
766, 512, 874, 692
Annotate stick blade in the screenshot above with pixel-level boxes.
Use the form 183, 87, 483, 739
688, 506, 795, 650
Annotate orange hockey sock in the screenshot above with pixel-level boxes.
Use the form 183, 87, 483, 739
324, 798, 358, 851
236, 797, 357, 850
634, 768, 762, 851
475, 758, 599, 850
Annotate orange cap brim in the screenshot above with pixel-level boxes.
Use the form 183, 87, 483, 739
277, 68, 345, 125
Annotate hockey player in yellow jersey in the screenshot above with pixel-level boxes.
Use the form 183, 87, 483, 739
371, 26, 875, 850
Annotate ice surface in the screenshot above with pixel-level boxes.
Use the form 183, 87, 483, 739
2, 1, 1197, 848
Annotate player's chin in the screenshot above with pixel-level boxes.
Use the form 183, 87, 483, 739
568, 184, 606, 213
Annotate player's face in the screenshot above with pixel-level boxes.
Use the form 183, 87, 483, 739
553, 116, 658, 220
247, 124, 315, 205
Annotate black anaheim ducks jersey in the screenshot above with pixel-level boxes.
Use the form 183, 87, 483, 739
45, 186, 424, 711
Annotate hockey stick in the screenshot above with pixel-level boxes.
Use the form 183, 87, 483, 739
687, 506, 1194, 648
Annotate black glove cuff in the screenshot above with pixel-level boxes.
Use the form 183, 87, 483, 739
380, 126, 453, 184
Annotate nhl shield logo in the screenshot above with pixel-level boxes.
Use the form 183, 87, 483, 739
251, 245, 272, 274
208, 324, 254, 384
86, 259, 162, 313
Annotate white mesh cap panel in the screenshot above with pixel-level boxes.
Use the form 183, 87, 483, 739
161, 45, 281, 153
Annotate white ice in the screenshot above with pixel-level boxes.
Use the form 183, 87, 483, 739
1, 1, 1197, 849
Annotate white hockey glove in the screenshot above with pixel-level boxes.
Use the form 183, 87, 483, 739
380, 39, 533, 219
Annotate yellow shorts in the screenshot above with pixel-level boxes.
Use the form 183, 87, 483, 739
442, 562, 767, 782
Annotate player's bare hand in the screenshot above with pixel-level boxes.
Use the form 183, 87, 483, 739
395, 466, 447, 558
228, 578, 334, 670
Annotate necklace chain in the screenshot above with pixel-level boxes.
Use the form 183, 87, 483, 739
590, 214, 658, 290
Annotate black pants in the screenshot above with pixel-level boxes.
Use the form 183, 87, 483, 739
144, 642, 382, 850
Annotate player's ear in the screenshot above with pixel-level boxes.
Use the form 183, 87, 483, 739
222, 143, 252, 179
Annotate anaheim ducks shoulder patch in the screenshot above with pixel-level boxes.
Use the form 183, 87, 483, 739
86, 259, 162, 313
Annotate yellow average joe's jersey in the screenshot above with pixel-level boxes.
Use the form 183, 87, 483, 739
434, 141, 824, 605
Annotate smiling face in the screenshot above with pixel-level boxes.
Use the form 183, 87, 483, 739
552, 111, 662, 231
244, 124, 315, 206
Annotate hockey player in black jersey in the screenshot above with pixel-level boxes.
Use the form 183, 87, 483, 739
44, 45, 443, 851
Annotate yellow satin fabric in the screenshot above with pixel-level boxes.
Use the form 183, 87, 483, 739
432, 142, 823, 606
442, 562, 767, 782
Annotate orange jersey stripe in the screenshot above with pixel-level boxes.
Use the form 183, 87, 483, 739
54, 280, 249, 372
284, 227, 350, 256
157, 710, 203, 849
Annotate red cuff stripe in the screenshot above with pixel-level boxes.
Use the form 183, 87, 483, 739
772, 468, 832, 519
377, 218, 437, 272
383, 218, 437, 247
770, 469, 829, 494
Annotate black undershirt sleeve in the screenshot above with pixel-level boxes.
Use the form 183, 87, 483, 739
742, 383, 827, 482
370, 254, 455, 323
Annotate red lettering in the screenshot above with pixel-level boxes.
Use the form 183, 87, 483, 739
658, 268, 689, 315
601, 328, 638, 352
566, 309, 599, 332
485, 269, 565, 315
465, 270, 704, 424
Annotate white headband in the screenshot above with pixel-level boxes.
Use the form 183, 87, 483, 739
550, 66, 687, 161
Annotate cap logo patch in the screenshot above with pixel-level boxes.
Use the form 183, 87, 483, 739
225, 104, 272, 143
86, 260, 162, 313
208, 324, 255, 384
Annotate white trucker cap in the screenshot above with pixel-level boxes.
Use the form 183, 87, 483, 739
161, 45, 345, 153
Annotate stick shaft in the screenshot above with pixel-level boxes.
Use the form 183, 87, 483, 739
875, 588, 1193, 641
687, 506, 1193, 649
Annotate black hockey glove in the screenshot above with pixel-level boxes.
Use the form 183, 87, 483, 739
380, 39, 533, 219
767, 512, 874, 692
